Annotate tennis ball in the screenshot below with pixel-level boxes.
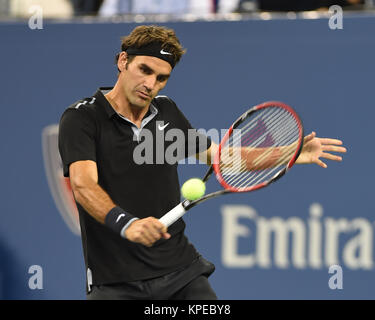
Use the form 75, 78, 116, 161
181, 178, 206, 200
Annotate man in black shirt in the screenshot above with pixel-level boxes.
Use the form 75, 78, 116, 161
59, 25, 218, 299
59, 25, 346, 299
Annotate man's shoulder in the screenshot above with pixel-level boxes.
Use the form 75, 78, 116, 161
60, 94, 102, 128
152, 95, 181, 115
62, 91, 105, 119
64, 87, 113, 118
66, 96, 99, 112
152, 95, 176, 108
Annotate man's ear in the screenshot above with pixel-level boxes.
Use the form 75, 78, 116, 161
117, 51, 128, 72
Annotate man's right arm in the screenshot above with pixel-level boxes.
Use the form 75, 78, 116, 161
69, 160, 170, 246
69, 160, 115, 223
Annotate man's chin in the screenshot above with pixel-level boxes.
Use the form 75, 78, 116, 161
129, 92, 154, 108
131, 100, 149, 109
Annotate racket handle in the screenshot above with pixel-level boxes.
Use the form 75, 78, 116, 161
159, 202, 186, 227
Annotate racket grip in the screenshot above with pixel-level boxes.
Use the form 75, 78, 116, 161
159, 202, 186, 227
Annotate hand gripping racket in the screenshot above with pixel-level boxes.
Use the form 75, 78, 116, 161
159, 101, 304, 227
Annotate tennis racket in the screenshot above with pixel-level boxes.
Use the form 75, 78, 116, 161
159, 101, 304, 227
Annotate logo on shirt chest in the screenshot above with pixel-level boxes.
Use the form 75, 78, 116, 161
157, 122, 169, 131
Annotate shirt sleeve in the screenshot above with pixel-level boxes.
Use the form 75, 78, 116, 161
58, 108, 97, 177
167, 98, 212, 158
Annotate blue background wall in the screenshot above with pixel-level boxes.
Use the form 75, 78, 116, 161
0, 15, 374, 299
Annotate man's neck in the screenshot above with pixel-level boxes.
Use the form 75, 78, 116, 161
104, 86, 149, 128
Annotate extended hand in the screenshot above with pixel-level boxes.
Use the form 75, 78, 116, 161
124, 217, 171, 247
296, 131, 347, 168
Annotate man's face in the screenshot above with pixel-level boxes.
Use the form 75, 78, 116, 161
119, 54, 172, 109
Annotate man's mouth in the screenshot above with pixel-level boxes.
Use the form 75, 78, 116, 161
136, 91, 150, 100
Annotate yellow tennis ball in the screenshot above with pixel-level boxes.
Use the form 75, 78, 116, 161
181, 178, 206, 200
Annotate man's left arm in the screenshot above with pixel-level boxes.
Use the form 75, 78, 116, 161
195, 131, 347, 168
195, 141, 218, 165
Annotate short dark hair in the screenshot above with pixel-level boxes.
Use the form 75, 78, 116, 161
121, 25, 186, 66
114, 25, 186, 72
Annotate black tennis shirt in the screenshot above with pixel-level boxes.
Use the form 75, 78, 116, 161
58, 88, 211, 286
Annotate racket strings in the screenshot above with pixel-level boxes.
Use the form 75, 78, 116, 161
222, 132, 296, 189
220, 123, 292, 181
232, 144, 295, 190
222, 126, 295, 183
223, 107, 290, 158
220, 108, 292, 172
219, 108, 284, 169
218, 106, 300, 190
241, 111, 295, 149
222, 110, 293, 167
226, 108, 299, 185
241, 121, 297, 168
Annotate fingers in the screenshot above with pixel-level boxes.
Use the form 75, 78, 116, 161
162, 232, 171, 240
322, 144, 347, 154
315, 158, 327, 168
125, 217, 170, 247
321, 152, 342, 162
319, 138, 344, 146
320, 141, 346, 163
301, 132, 347, 168
304, 131, 316, 143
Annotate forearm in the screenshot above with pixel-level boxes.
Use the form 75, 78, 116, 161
72, 181, 170, 246
72, 182, 116, 224
195, 142, 218, 165
220, 146, 290, 171
70, 177, 171, 247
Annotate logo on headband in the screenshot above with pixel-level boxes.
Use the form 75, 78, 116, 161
160, 49, 172, 56
125, 42, 176, 68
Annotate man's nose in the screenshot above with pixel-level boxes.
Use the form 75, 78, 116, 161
144, 75, 157, 91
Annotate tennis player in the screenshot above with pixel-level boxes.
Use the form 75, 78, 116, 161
58, 25, 346, 300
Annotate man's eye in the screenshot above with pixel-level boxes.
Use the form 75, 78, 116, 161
157, 76, 168, 82
140, 67, 151, 74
